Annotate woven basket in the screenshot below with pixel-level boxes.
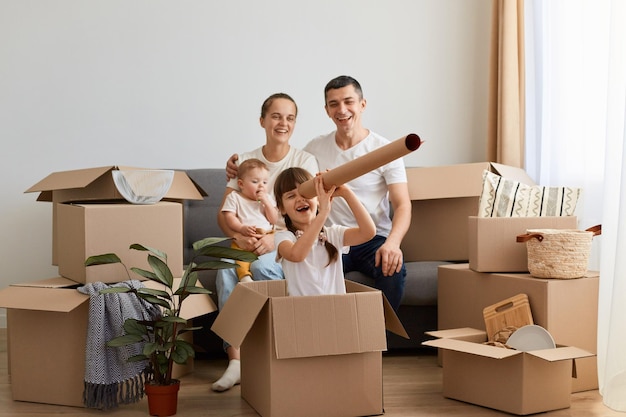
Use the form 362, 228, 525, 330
516, 225, 601, 279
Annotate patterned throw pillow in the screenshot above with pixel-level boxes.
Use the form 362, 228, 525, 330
478, 170, 581, 217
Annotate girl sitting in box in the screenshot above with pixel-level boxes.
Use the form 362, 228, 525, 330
273, 167, 375, 296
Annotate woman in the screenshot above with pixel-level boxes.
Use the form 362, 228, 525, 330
212, 93, 318, 392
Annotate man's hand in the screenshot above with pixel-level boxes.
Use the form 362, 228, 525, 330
375, 241, 403, 277
225, 154, 239, 181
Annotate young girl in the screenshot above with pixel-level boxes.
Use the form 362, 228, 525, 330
273, 167, 376, 296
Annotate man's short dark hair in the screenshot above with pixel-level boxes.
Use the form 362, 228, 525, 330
324, 75, 363, 102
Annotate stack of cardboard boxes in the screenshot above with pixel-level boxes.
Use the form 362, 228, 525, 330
403, 162, 598, 415
0, 166, 216, 408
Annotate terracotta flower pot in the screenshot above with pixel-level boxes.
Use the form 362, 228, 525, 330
145, 380, 180, 417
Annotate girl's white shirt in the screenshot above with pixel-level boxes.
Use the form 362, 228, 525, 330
275, 225, 349, 296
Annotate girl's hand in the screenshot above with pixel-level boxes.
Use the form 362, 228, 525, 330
332, 183, 353, 199
315, 175, 335, 214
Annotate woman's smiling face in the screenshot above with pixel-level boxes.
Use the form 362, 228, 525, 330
260, 98, 297, 146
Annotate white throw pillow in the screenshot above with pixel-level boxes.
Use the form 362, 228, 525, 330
478, 170, 581, 217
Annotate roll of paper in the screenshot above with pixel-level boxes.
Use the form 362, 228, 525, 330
298, 133, 422, 198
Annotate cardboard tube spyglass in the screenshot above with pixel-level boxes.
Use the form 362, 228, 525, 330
298, 133, 422, 198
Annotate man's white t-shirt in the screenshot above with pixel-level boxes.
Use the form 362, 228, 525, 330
275, 225, 349, 296
304, 131, 407, 237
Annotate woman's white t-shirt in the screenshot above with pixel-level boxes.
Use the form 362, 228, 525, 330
275, 225, 349, 296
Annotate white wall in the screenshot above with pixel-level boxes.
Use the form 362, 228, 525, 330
0, 0, 492, 326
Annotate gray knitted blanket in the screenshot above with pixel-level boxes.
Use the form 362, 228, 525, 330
78, 280, 161, 410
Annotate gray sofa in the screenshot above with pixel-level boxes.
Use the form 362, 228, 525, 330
183, 168, 445, 355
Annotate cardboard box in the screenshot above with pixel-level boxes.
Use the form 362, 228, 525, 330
57, 201, 183, 284
25, 166, 206, 265
0, 276, 216, 407
438, 264, 599, 392
468, 216, 579, 272
211, 280, 408, 417
423, 329, 593, 415
402, 162, 535, 262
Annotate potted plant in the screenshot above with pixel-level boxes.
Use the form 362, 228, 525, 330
85, 237, 257, 416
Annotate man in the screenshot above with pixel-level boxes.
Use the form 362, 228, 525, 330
226, 76, 411, 310
303, 75, 411, 310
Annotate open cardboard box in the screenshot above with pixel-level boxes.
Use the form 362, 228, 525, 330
438, 263, 599, 392
211, 279, 408, 417
24, 166, 207, 265
468, 215, 579, 272
402, 162, 535, 262
423, 328, 593, 415
0, 276, 216, 408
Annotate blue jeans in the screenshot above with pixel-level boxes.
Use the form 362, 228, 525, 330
215, 251, 284, 350
343, 235, 406, 311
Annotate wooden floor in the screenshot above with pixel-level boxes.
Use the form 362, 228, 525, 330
0, 329, 621, 417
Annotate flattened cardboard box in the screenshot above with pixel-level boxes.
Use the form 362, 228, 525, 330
25, 166, 207, 265
468, 215, 578, 272
0, 276, 216, 408
423, 329, 593, 415
57, 201, 183, 284
402, 162, 535, 262
211, 280, 408, 417
438, 264, 599, 392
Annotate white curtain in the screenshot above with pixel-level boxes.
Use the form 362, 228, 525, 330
525, 0, 626, 411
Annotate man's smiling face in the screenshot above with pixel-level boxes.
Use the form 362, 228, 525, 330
324, 85, 366, 133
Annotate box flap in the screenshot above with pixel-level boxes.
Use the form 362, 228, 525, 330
490, 163, 536, 186
210, 282, 270, 348
166, 171, 207, 199
25, 166, 206, 201
25, 166, 115, 196
9, 276, 80, 289
423, 337, 593, 362
0, 285, 88, 312
425, 327, 486, 340
143, 278, 217, 320
528, 346, 595, 362
344, 280, 409, 338
271, 291, 387, 359
423, 337, 523, 358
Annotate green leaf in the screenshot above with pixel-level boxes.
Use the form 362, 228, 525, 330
171, 345, 192, 364
137, 293, 170, 309
174, 286, 211, 296
130, 243, 168, 261
174, 339, 195, 359
148, 254, 173, 288
179, 269, 198, 289
127, 354, 149, 363
106, 334, 144, 347
193, 260, 240, 271
84, 253, 122, 266
143, 341, 158, 356
162, 315, 187, 324
129, 267, 157, 280
195, 245, 258, 262
123, 319, 148, 336
137, 287, 171, 300
192, 237, 230, 251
